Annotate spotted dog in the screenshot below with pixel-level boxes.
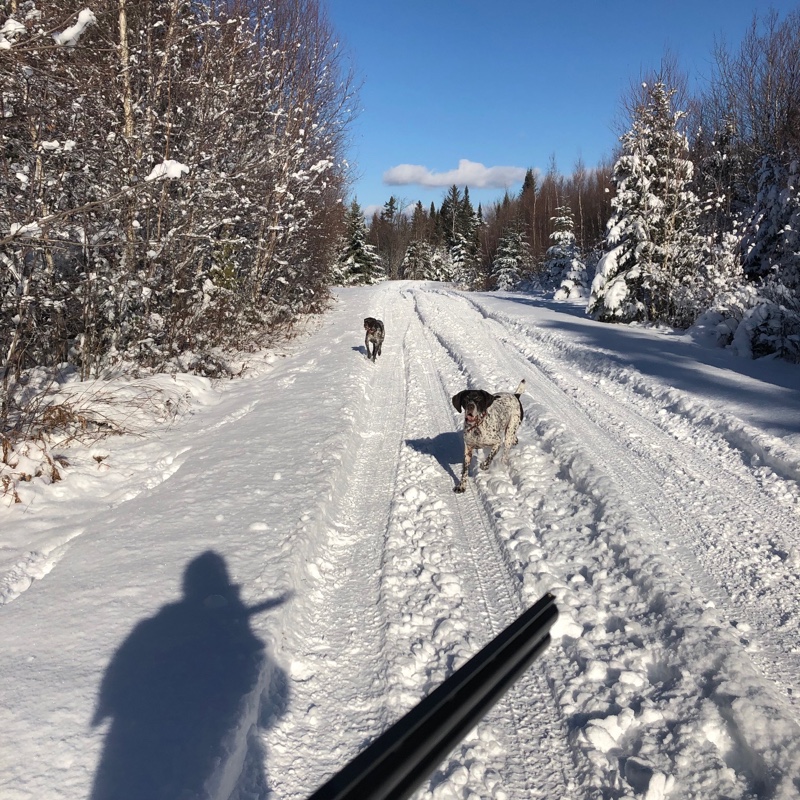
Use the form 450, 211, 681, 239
363, 317, 385, 362
451, 380, 525, 493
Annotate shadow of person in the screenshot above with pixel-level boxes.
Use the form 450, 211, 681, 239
406, 431, 463, 483
90, 550, 290, 800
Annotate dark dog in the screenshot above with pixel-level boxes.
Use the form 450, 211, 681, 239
363, 317, 385, 362
451, 380, 525, 493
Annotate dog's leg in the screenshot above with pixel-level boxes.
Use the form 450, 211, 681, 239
454, 446, 473, 493
480, 444, 501, 470
504, 420, 520, 457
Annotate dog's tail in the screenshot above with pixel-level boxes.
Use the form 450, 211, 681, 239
514, 379, 526, 396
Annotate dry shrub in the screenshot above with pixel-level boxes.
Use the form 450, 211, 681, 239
1, 370, 192, 505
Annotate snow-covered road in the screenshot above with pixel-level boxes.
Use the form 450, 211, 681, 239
2, 283, 800, 800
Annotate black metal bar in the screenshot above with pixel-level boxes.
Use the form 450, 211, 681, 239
307, 593, 558, 800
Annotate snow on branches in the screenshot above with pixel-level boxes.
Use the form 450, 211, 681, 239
1, 0, 355, 395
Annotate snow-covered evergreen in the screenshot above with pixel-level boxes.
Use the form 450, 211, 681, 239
740, 157, 800, 293
335, 201, 384, 285
491, 228, 530, 291
588, 83, 704, 326
690, 157, 800, 362
428, 247, 453, 282
400, 240, 432, 281
544, 205, 589, 299
449, 233, 479, 289
399, 239, 451, 281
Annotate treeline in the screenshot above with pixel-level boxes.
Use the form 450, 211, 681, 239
1, 0, 353, 393
336, 164, 613, 291
3, 0, 800, 428
339, 9, 800, 359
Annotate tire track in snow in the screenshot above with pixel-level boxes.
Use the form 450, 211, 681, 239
460, 292, 800, 702
258, 292, 413, 798
388, 288, 577, 799
412, 286, 800, 799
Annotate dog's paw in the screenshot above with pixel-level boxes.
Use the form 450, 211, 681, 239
453, 484, 466, 493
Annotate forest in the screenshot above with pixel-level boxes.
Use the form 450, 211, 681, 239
2, 0, 355, 388
2, 1, 800, 440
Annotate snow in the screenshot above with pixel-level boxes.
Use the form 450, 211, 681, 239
2, 282, 800, 800
8, 220, 42, 239
144, 160, 191, 182
0, 17, 25, 48
52, 8, 97, 48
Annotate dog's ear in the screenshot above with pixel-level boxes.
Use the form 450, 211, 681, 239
452, 391, 466, 412
363, 318, 370, 329
480, 390, 496, 409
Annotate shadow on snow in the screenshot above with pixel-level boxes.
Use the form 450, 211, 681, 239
90, 550, 290, 800
406, 431, 463, 485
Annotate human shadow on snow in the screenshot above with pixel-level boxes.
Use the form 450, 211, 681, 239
406, 431, 463, 484
90, 550, 290, 800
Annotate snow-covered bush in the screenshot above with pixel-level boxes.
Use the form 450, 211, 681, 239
690, 280, 800, 361
1, 1, 354, 386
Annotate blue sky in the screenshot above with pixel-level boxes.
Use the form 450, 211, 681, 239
325, 0, 799, 217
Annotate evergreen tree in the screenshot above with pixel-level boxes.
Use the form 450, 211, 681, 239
410, 201, 428, 242
439, 185, 482, 288
740, 156, 800, 291
400, 239, 430, 280
545, 205, 589, 299
336, 201, 383, 285
450, 234, 479, 289
521, 168, 538, 196
367, 196, 408, 279
440, 185, 463, 247
588, 82, 703, 326
724, 156, 800, 361
490, 228, 530, 291
439, 185, 478, 249
694, 116, 749, 241
429, 247, 453, 281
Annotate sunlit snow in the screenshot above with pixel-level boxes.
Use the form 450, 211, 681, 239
2, 283, 800, 800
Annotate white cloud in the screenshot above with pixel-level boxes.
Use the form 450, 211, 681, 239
383, 159, 526, 189
362, 204, 383, 219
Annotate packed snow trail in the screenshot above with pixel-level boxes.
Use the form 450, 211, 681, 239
1, 282, 800, 800
262, 288, 577, 798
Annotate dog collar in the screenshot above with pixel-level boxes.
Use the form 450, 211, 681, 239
465, 412, 486, 432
